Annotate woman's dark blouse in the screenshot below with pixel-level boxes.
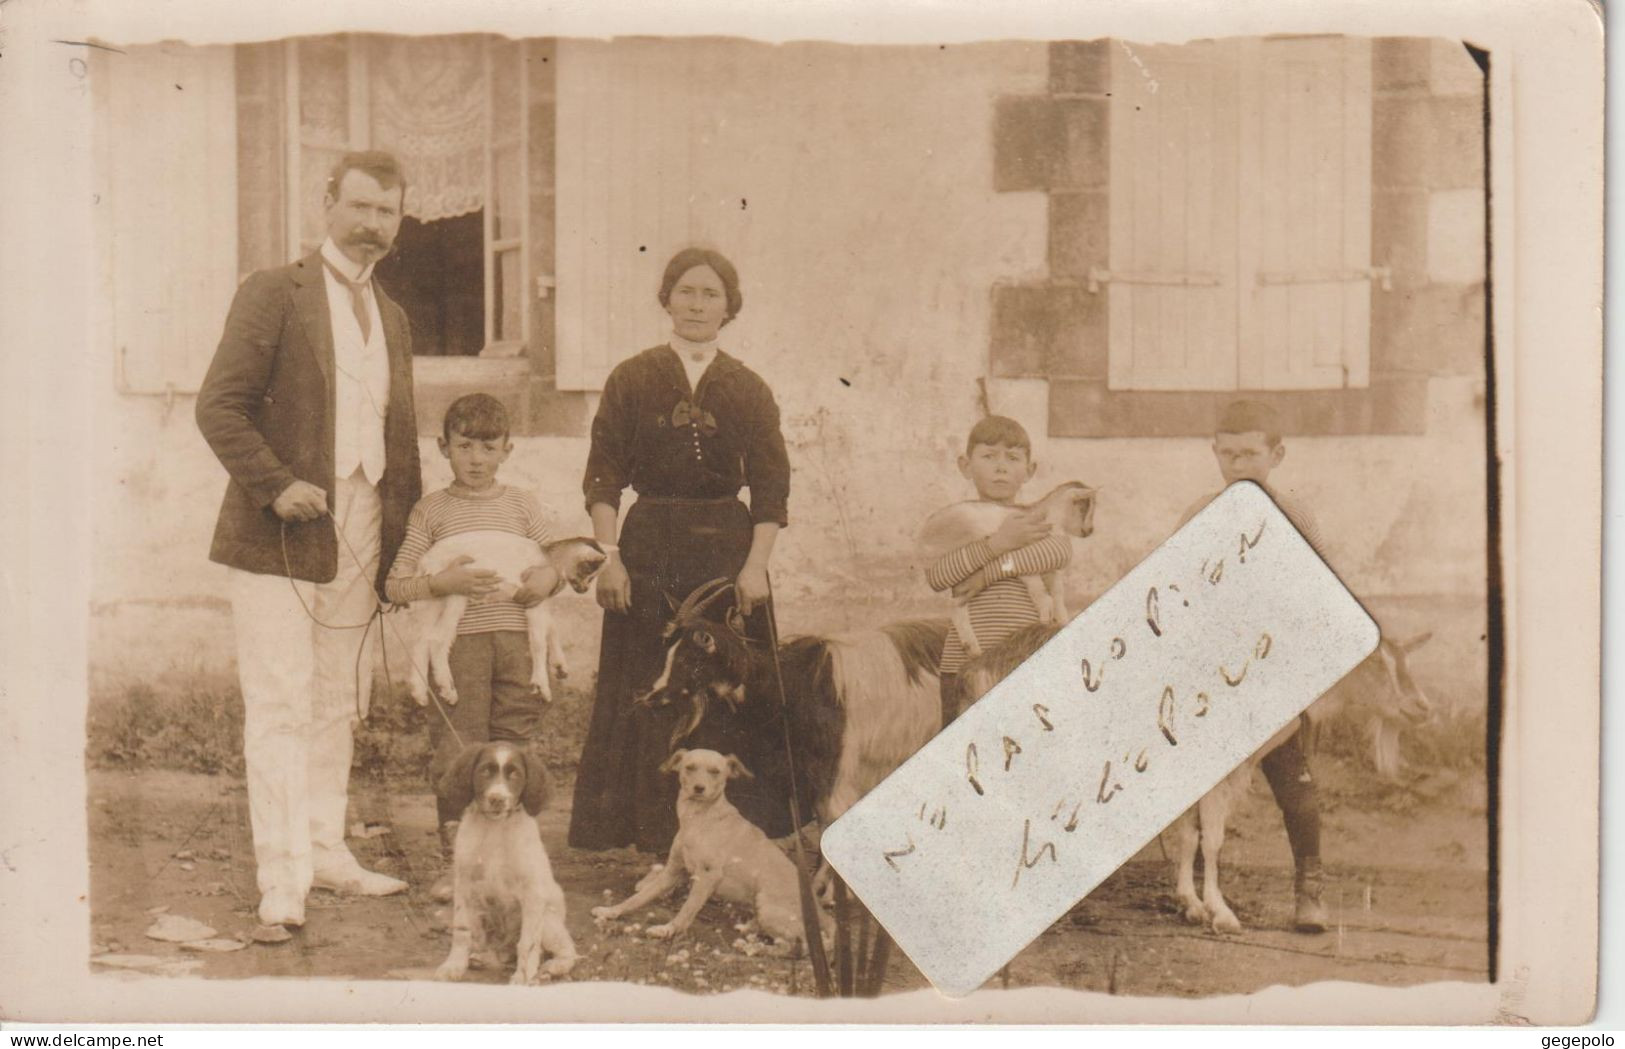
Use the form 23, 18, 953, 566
583, 345, 790, 527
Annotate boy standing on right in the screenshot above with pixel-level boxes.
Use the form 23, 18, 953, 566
1179, 399, 1330, 933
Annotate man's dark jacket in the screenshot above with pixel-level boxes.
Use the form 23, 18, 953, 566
196, 252, 422, 595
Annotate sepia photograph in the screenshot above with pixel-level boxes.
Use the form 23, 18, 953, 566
81, 27, 1494, 997
0, 0, 1602, 1027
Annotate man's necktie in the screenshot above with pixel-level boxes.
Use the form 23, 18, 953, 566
321, 256, 373, 343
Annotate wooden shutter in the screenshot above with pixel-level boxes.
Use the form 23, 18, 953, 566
1104, 36, 1373, 392
1238, 36, 1373, 390
105, 44, 239, 394
554, 40, 696, 391
1106, 39, 1240, 392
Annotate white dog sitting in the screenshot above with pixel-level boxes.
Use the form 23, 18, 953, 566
409, 532, 606, 707
591, 749, 830, 954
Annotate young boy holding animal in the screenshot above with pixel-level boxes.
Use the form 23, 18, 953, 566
921, 416, 1088, 725
1178, 399, 1331, 933
385, 394, 574, 903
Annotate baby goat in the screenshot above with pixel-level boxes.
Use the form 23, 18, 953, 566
918, 481, 1097, 658
410, 532, 606, 706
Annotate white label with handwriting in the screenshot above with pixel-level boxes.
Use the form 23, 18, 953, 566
820, 481, 1379, 997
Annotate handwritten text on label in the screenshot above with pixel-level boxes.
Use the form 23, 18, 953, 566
821, 483, 1379, 997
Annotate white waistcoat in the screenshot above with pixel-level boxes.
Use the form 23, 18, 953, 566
320, 240, 390, 485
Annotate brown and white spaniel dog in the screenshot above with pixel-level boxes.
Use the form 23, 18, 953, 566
434, 741, 578, 984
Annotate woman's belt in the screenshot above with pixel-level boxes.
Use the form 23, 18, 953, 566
632, 494, 742, 507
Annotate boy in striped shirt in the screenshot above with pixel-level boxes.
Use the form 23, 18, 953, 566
1179, 399, 1330, 933
928, 416, 1073, 725
386, 394, 558, 902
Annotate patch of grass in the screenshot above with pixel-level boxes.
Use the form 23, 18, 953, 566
352, 676, 595, 789
1394, 697, 1489, 772
88, 668, 599, 789
352, 683, 435, 785
1312, 677, 1488, 817
1315, 687, 1487, 775
87, 672, 246, 775
527, 678, 597, 783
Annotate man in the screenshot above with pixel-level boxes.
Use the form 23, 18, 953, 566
1179, 400, 1331, 933
197, 151, 423, 928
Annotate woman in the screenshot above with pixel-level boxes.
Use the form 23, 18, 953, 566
568, 248, 793, 854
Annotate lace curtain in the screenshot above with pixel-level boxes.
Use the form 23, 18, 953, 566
368, 36, 487, 222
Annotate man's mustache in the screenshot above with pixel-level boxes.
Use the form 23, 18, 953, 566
346, 232, 389, 249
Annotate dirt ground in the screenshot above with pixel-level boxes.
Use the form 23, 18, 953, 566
87, 751, 1489, 999
85, 590, 1490, 999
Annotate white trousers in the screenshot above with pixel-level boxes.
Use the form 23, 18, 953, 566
228, 473, 381, 897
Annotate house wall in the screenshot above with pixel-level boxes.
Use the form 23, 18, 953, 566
90, 37, 1489, 683
982, 36, 1488, 595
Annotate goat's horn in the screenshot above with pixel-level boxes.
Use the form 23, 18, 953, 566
689, 581, 738, 620
673, 577, 736, 622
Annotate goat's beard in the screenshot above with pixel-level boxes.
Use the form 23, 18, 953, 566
669, 690, 709, 750
665, 680, 745, 750
1367, 714, 1405, 780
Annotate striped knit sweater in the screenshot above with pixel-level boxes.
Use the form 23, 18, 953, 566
929, 534, 1074, 675
385, 485, 554, 635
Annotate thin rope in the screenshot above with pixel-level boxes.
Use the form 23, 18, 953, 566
141, 800, 227, 887
280, 515, 466, 750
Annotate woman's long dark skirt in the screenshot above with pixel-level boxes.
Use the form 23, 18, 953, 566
567, 498, 794, 853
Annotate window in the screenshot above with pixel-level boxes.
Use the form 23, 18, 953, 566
374, 212, 485, 357
1104, 36, 1374, 392
282, 35, 531, 358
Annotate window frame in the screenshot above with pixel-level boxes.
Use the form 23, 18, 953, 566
280, 34, 531, 363
482, 38, 531, 359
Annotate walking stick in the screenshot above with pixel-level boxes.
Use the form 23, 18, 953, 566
854, 892, 873, 990
834, 874, 854, 995
861, 925, 894, 997
759, 576, 834, 998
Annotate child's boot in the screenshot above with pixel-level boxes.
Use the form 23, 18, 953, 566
430, 820, 459, 903
1293, 857, 1328, 933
